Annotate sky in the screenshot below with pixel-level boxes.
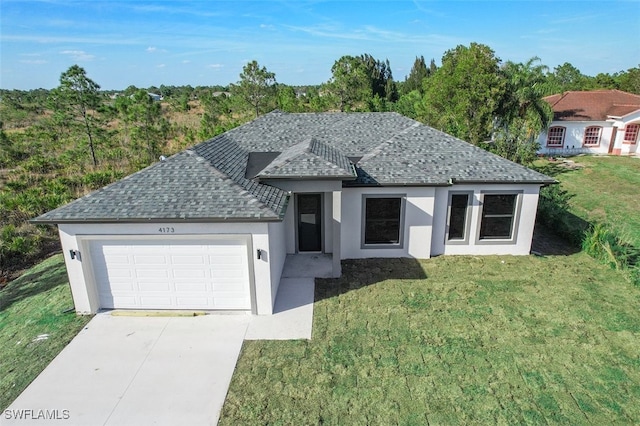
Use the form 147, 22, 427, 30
1, 0, 639, 90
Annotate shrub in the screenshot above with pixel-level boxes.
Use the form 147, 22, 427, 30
536, 184, 586, 247
582, 223, 640, 286
0, 225, 40, 279
82, 170, 124, 190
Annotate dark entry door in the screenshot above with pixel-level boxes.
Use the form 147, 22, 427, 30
297, 194, 322, 252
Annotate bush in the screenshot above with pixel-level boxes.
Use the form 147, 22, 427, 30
82, 170, 124, 190
582, 223, 640, 286
0, 225, 40, 279
536, 184, 586, 247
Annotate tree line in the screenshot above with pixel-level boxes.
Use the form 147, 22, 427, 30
0, 42, 639, 279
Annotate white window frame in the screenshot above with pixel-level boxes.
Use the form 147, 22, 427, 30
623, 123, 639, 144
546, 126, 566, 147
583, 126, 602, 147
476, 191, 523, 245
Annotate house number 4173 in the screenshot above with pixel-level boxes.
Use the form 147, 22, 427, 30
158, 227, 175, 233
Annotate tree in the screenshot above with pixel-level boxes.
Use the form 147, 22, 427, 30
545, 62, 587, 94
402, 56, 431, 95
326, 55, 372, 111
116, 90, 166, 163
231, 60, 277, 118
616, 66, 640, 94
499, 57, 552, 130
49, 65, 103, 166
276, 84, 301, 112
326, 54, 397, 111
199, 90, 232, 139
492, 57, 552, 164
417, 43, 505, 144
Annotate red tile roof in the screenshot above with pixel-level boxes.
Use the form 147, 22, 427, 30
543, 90, 640, 122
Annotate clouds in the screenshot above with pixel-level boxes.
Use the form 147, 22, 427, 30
1, 0, 638, 90
60, 50, 95, 61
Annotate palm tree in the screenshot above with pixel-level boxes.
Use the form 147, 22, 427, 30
500, 57, 553, 131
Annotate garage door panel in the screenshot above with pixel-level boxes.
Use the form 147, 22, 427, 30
137, 282, 172, 292
133, 255, 167, 265
135, 269, 169, 279
90, 238, 252, 311
174, 282, 208, 292
171, 255, 206, 265
139, 296, 173, 306
173, 269, 207, 279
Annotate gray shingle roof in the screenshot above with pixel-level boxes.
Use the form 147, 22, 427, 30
34, 151, 288, 223
254, 138, 356, 179
33, 111, 553, 223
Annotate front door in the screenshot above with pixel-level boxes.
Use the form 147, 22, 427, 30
297, 194, 322, 252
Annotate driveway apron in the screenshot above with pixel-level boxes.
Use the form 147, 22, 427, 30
3, 314, 250, 426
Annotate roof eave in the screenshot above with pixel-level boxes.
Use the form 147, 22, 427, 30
451, 178, 557, 185
30, 215, 285, 225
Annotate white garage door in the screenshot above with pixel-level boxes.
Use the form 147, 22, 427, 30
89, 237, 252, 310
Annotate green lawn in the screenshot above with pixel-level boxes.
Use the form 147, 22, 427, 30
0, 254, 92, 410
221, 255, 640, 424
548, 156, 640, 247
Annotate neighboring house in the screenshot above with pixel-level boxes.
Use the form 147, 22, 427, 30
538, 90, 640, 156
33, 111, 554, 315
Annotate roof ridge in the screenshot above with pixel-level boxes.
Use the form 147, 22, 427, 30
189, 141, 288, 217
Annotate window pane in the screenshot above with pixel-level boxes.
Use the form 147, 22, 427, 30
366, 198, 401, 220
364, 198, 401, 244
480, 194, 516, 239
480, 216, 514, 239
624, 124, 639, 143
483, 194, 516, 215
448, 194, 469, 240
365, 220, 400, 244
547, 127, 565, 146
584, 127, 601, 146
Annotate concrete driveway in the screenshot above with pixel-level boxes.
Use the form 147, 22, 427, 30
3, 314, 251, 426
3, 256, 318, 426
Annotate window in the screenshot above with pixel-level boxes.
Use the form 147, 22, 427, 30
583, 126, 602, 146
362, 196, 404, 247
623, 124, 639, 144
478, 193, 521, 241
447, 192, 472, 243
546, 126, 566, 147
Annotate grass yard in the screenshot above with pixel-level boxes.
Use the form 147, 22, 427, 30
548, 155, 640, 247
221, 255, 640, 424
0, 254, 91, 410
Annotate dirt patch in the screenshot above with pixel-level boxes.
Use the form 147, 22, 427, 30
531, 224, 580, 256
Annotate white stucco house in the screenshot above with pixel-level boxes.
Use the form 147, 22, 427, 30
33, 111, 554, 315
538, 90, 640, 156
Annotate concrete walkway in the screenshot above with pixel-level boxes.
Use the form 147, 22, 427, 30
4, 255, 324, 426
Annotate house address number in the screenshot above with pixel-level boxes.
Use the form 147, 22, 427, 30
158, 227, 175, 233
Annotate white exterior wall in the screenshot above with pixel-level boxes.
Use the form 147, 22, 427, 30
341, 186, 434, 259
266, 180, 342, 254
612, 111, 640, 155
430, 184, 541, 256
58, 221, 282, 315
538, 121, 614, 155
538, 114, 640, 156
267, 220, 287, 309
